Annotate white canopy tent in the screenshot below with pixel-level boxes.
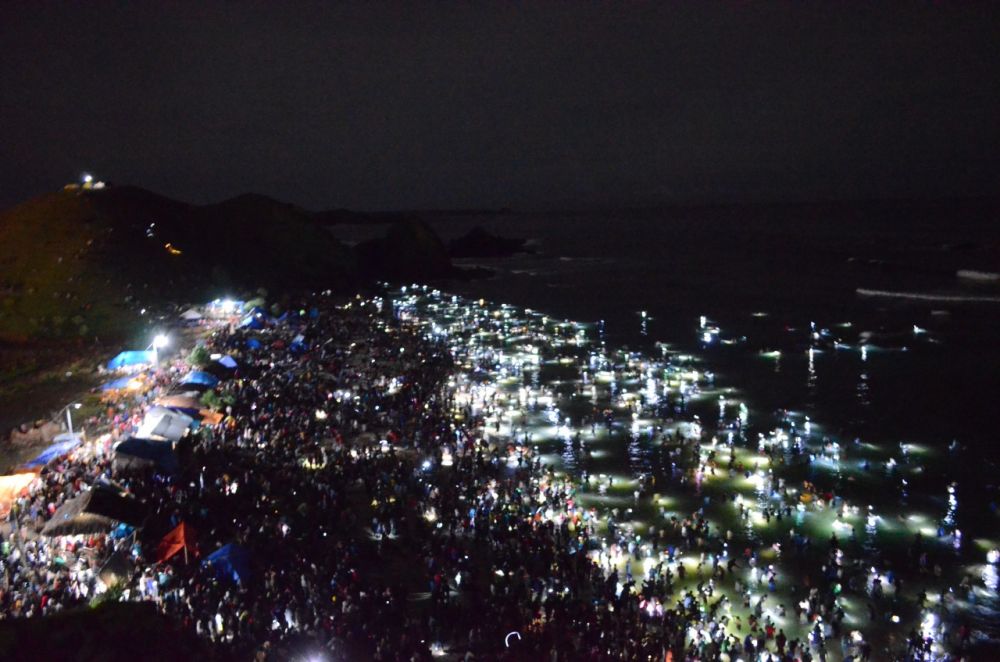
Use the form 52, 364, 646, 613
135, 406, 194, 442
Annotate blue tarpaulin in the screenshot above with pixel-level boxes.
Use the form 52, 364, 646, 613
203, 543, 250, 584
217, 355, 238, 369
239, 315, 265, 330
100, 374, 142, 391
114, 437, 180, 474
106, 351, 156, 371
239, 307, 271, 329
24, 434, 83, 469
180, 371, 220, 388
246, 338, 262, 349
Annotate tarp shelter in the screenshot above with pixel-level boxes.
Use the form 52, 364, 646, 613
179, 308, 202, 321
0, 473, 38, 518
217, 355, 238, 369
180, 371, 219, 389
135, 406, 193, 442
202, 543, 250, 584
41, 487, 146, 536
154, 394, 203, 418
155, 521, 198, 562
239, 311, 267, 330
246, 338, 262, 350
22, 433, 83, 470
106, 350, 156, 371
113, 437, 180, 474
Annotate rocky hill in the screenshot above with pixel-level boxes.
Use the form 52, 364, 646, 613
0, 185, 457, 343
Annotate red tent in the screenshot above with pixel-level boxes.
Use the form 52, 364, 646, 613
155, 521, 199, 563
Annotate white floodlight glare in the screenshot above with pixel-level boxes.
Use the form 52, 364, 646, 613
82, 173, 93, 184
152, 334, 169, 349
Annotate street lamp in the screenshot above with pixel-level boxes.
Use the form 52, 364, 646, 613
149, 333, 169, 363
60, 402, 82, 437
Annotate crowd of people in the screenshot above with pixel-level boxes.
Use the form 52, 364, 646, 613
0, 289, 988, 661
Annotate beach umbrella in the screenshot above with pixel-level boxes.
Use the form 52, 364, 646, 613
41, 488, 146, 536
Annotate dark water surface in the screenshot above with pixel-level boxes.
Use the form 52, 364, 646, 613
413, 206, 1000, 531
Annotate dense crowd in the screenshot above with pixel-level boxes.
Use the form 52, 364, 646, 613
0, 291, 986, 661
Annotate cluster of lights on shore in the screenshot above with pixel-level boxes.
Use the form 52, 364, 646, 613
356, 284, 995, 658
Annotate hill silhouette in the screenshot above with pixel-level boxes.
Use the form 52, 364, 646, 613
0, 185, 438, 343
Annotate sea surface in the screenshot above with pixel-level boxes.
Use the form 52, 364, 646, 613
336, 203, 1000, 533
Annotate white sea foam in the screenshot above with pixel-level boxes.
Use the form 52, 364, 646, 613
857, 288, 1000, 303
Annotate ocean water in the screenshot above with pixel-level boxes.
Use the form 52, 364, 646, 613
412, 206, 1000, 532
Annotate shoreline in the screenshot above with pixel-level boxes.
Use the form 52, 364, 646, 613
0, 287, 993, 660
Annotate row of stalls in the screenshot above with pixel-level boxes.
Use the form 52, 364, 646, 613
0, 303, 252, 590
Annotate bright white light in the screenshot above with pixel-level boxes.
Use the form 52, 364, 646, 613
221, 299, 236, 313
82, 173, 93, 184
315, 409, 328, 420
152, 334, 169, 349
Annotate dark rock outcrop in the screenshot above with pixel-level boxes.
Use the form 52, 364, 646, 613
448, 226, 530, 258
355, 218, 454, 281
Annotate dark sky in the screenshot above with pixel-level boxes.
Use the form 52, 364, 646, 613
2, 2, 998, 211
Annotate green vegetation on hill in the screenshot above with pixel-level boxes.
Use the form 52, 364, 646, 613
0, 186, 357, 342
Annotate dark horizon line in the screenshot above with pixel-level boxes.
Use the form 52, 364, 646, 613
8, 181, 998, 219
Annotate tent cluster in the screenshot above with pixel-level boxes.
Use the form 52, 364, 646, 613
106, 350, 156, 372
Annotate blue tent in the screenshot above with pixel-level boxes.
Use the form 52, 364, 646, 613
217, 355, 238, 369
180, 371, 220, 388
113, 437, 180, 474
106, 351, 156, 371
99, 374, 143, 391
245, 338, 262, 350
24, 434, 83, 469
239, 315, 265, 330
239, 307, 271, 330
203, 543, 251, 584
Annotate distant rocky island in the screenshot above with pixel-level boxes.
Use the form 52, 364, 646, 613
447, 226, 531, 258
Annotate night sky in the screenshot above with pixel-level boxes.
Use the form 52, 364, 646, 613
2, 2, 998, 211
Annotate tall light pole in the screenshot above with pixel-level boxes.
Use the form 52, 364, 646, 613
60, 402, 82, 437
